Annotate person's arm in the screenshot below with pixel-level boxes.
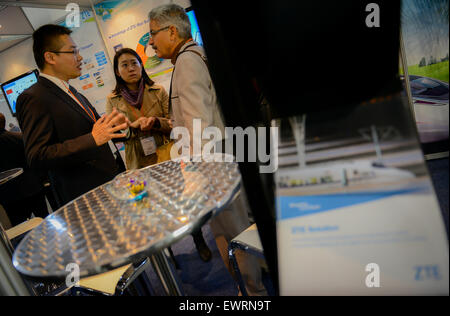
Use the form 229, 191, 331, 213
140, 88, 172, 133
91, 110, 128, 145
156, 87, 172, 132
16, 92, 127, 169
105, 95, 131, 142
73, 94, 129, 145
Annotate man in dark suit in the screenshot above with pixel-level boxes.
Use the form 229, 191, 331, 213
0, 113, 48, 226
16, 24, 129, 206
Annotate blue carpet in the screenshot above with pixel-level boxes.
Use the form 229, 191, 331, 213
145, 224, 239, 296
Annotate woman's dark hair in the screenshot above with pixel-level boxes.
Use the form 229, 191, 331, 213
113, 48, 154, 94
32, 24, 72, 70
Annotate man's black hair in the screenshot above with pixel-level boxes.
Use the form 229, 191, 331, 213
32, 24, 72, 70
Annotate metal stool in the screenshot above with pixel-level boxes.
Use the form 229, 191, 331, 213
228, 224, 267, 296
3, 218, 154, 296
0, 218, 44, 295
73, 257, 155, 296
74, 248, 184, 296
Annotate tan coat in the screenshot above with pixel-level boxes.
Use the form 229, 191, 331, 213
171, 42, 225, 152
106, 84, 171, 169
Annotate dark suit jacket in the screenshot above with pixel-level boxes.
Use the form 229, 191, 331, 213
16, 77, 121, 205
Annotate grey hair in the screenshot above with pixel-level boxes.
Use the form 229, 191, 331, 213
149, 4, 191, 40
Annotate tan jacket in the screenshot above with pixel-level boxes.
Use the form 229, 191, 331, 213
106, 84, 171, 169
171, 42, 225, 153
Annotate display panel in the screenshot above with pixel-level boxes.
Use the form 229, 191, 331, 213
400, 0, 449, 156
275, 94, 449, 295
93, 1, 202, 93
1, 70, 39, 117
186, 7, 204, 46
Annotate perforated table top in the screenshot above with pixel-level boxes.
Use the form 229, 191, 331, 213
13, 157, 241, 278
0, 168, 23, 185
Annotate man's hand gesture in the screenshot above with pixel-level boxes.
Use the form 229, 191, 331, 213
129, 116, 158, 131
92, 108, 130, 146
140, 117, 157, 131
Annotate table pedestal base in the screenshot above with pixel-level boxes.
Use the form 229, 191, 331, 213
150, 250, 185, 296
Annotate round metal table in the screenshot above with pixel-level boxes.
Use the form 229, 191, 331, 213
12, 157, 241, 295
0, 168, 23, 186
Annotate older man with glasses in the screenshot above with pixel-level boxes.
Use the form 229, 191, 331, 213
148, 4, 267, 296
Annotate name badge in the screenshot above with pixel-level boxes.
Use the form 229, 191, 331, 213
140, 136, 157, 156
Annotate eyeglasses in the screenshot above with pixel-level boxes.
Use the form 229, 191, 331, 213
50, 48, 80, 56
119, 60, 140, 69
149, 26, 170, 38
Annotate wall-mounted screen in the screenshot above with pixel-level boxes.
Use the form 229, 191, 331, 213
1, 70, 39, 117
186, 8, 203, 46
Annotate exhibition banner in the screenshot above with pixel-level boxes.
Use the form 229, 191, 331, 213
93, 0, 191, 92
276, 94, 449, 295
401, 0, 449, 154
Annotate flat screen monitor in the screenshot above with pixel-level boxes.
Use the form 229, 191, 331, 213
1, 70, 39, 117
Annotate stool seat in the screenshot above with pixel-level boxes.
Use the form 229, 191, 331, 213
5, 218, 153, 296
229, 223, 268, 296
78, 264, 132, 295
6, 217, 43, 240
75, 257, 153, 296
231, 223, 262, 251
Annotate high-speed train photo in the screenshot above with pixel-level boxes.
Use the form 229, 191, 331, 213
277, 160, 415, 189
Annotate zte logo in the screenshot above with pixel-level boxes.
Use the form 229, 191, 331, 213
365, 263, 443, 288
365, 3, 380, 28
414, 265, 442, 281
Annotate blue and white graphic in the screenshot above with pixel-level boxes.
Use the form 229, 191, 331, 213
95, 51, 108, 66
278, 187, 424, 220
187, 9, 203, 46
79, 74, 90, 81
275, 97, 449, 295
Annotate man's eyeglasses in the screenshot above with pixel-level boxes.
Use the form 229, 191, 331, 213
149, 26, 170, 38
50, 48, 80, 56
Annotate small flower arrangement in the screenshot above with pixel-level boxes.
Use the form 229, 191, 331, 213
127, 178, 148, 201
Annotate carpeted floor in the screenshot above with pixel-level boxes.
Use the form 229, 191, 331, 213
144, 224, 240, 296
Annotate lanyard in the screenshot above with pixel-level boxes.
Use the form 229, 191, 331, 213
61, 81, 97, 122
129, 103, 146, 121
